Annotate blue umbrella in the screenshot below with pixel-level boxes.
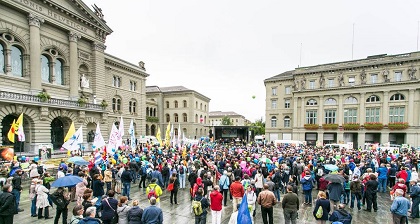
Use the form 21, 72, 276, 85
51, 176, 83, 187
324, 164, 339, 171
73, 160, 89, 166
67, 156, 84, 163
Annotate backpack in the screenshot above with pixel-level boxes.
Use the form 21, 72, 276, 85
50, 191, 68, 209
147, 185, 158, 199
316, 205, 323, 218
162, 167, 169, 176
192, 197, 204, 216
146, 169, 152, 180
37, 166, 44, 176
179, 166, 184, 174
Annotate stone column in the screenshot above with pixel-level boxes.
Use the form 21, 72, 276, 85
300, 97, 305, 127
359, 93, 365, 124
28, 13, 44, 93
69, 31, 81, 99
4, 49, 11, 74
408, 89, 415, 124
318, 95, 324, 127
91, 42, 106, 100
293, 97, 298, 128
382, 91, 389, 124
338, 94, 344, 125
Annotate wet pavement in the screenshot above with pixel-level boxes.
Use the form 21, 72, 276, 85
13, 183, 420, 224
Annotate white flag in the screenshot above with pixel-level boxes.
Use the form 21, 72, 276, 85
17, 122, 25, 142
107, 123, 119, 153
129, 119, 136, 150
93, 124, 105, 149
177, 124, 181, 148
62, 126, 83, 150
119, 117, 124, 137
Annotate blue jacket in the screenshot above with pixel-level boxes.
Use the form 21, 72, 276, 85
100, 197, 118, 221
328, 183, 344, 201
300, 175, 314, 191
410, 184, 420, 198
377, 167, 388, 179
219, 175, 230, 190
390, 196, 411, 216
77, 217, 102, 224
141, 205, 163, 224
151, 171, 164, 187
329, 209, 352, 224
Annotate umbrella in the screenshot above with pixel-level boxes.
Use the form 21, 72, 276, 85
67, 156, 84, 163
324, 174, 346, 183
51, 176, 83, 187
73, 160, 89, 166
259, 158, 272, 163
324, 164, 339, 171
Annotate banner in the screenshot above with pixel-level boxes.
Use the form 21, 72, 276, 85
0, 146, 14, 161
93, 124, 105, 149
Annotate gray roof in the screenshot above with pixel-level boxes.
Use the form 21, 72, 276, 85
159, 86, 191, 92
209, 111, 242, 117
145, 86, 161, 93
264, 70, 294, 82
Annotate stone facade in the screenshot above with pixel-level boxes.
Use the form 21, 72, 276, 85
209, 111, 248, 126
265, 52, 420, 148
145, 86, 210, 139
0, 0, 149, 153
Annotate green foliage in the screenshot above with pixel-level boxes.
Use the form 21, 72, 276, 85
343, 123, 360, 130
363, 122, 384, 130
304, 124, 319, 130
322, 123, 339, 130
37, 89, 51, 102
221, 116, 233, 125
388, 122, 409, 130
146, 116, 159, 123
250, 118, 265, 135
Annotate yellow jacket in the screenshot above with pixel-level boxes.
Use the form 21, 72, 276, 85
104, 170, 113, 183
146, 183, 163, 202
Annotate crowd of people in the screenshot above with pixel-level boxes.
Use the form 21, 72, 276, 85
0, 140, 418, 224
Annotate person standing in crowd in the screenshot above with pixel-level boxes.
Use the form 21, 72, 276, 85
178, 163, 187, 189
146, 178, 163, 207
409, 180, 420, 219
101, 190, 118, 224
246, 185, 257, 217
365, 174, 379, 212
377, 163, 388, 193
210, 185, 223, 224
151, 167, 164, 188
11, 169, 24, 212
350, 175, 362, 210
142, 197, 163, 224
257, 184, 277, 224
51, 187, 70, 224
391, 189, 411, 224
328, 181, 343, 212
193, 188, 210, 224
78, 207, 101, 224
282, 185, 299, 224
104, 165, 113, 194
272, 168, 282, 202
169, 172, 179, 205
389, 163, 397, 189
392, 178, 408, 197
161, 163, 170, 188
227, 204, 241, 224
76, 172, 88, 205
230, 176, 245, 212
92, 174, 104, 209
121, 166, 133, 200
0, 184, 16, 223
36, 179, 52, 219
117, 196, 131, 224
300, 171, 314, 205
127, 200, 143, 224
254, 170, 264, 196
29, 178, 38, 217
69, 205, 84, 224
329, 203, 352, 224
218, 170, 230, 206
313, 191, 330, 224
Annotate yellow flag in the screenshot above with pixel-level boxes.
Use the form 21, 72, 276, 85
15, 113, 23, 131
64, 122, 76, 142
165, 122, 171, 147
156, 126, 162, 146
7, 119, 16, 143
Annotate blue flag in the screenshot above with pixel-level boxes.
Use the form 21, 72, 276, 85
237, 193, 252, 224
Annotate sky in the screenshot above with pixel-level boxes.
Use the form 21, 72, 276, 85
83, 0, 420, 122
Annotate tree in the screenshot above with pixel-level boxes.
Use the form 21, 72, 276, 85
221, 116, 233, 125
250, 118, 265, 135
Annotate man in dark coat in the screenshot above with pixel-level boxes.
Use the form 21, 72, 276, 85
0, 184, 17, 223
11, 169, 23, 212
121, 167, 133, 200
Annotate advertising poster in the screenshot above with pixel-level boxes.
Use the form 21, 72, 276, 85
0, 146, 14, 161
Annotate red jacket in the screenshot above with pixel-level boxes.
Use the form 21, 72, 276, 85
230, 181, 245, 198
397, 170, 408, 182
210, 190, 223, 211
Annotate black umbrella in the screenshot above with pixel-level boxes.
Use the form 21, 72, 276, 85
324, 174, 346, 183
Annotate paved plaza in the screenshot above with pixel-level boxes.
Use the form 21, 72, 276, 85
13, 182, 420, 224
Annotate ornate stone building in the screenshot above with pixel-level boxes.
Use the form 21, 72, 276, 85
265, 52, 420, 148
145, 86, 210, 139
0, 0, 149, 152
209, 111, 248, 126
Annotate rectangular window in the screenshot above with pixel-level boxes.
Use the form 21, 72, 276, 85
284, 118, 291, 128
344, 108, 358, 123
328, 79, 334, 88
306, 110, 317, 124
371, 74, 378, 84
271, 99, 277, 109
394, 71, 402, 82
348, 77, 355, 86
389, 106, 405, 122
324, 109, 336, 124
284, 99, 290, 108
285, 86, 291, 94
365, 108, 380, 122
271, 118, 277, 127
130, 80, 137, 91
113, 76, 121, 87
271, 87, 277, 96
309, 80, 315, 89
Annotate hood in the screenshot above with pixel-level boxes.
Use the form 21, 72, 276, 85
196, 177, 202, 185
304, 175, 311, 180
337, 209, 349, 216
210, 190, 220, 196
398, 183, 406, 187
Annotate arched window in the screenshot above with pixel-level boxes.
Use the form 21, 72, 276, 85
200, 115, 203, 123
183, 128, 187, 136
129, 99, 137, 113
284, 116, 291, 127
200, 103, 203, 110
344, 96, 358, 104
11, 46, 22, 77
390, 93, 405, 101
183, 100, 187, 107
271, 116, 277, 127
195, 114, 198, 123
174, 113, 179, 122
204, 116, 207, 124
0, 44, 4, 74
153, 108, 156, 117
166, 114, 170, 123
174, 100, 178, 108
195, 101, 198, 108
174, 128, 178, 136
150, 108, 153, 116
166, 101, 169, 108
41, 55, 50, 82
55, 59, 64, 85
146, 107, 149, 116
205, 105, 207, 111
324, 98, 337, 105
307, 99, 317, 106
366, 95, 380, 103
183, 113, 188, 122
112, 96, 121, 111
117, 99, 121, 111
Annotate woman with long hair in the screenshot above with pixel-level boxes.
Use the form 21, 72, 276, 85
117, 196, 131, 224
169, 172, 179, 205
313, 191, 330, 224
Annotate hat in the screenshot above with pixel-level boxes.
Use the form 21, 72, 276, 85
151, 178, 157, 183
